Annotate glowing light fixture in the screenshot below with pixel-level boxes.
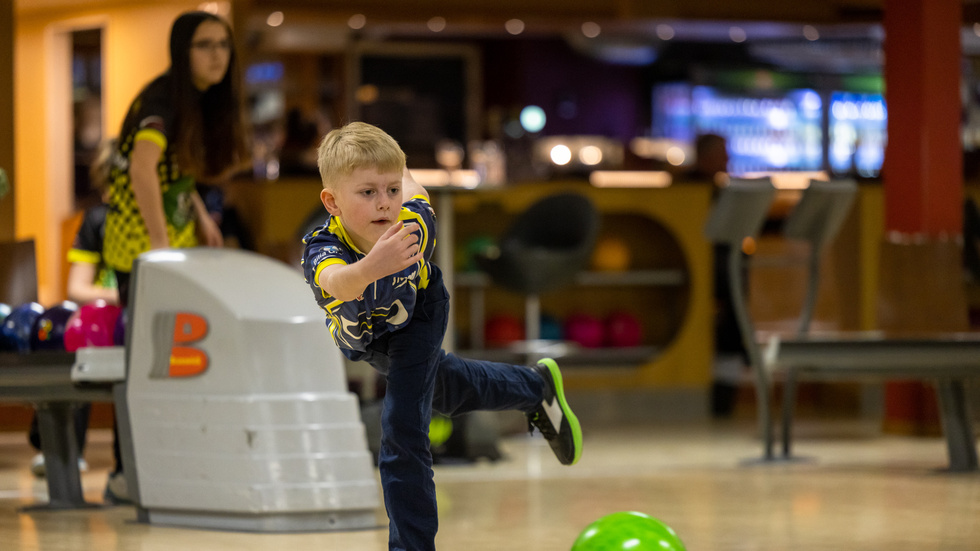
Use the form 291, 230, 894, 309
582, 22, 601, 39
665, 146, 686, 166
520, 105, 546, 133
550, 145, 572, 165
348, 14, 366, 30
428, 17, 446, 32
579, 145, 603, 166
266, 11, 284, 27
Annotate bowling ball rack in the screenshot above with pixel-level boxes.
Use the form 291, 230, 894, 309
0, 350, 117, 510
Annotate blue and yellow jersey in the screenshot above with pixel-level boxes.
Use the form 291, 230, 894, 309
301, 195, 437, 352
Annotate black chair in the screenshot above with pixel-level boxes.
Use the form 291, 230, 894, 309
476, 193, 600, 347
0, 239, 38, 306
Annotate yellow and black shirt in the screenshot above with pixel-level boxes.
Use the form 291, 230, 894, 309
301, 195, 437, 354
68, 203, 116, 291
104, 74, 197, 273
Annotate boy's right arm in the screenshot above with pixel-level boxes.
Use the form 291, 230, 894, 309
317, 221, 424, 301
317, 261, 376, 302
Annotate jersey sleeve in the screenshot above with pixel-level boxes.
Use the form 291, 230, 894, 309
399, 196, 437, 262
132, 80, 173, 150
67, 206, 106, 265
302, 230, 354, 301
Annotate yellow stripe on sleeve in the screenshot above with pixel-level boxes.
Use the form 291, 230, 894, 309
398, 209, 429, 253
313, 257, 348, 299
134, 127, 167, 150
67, 248, 101, 265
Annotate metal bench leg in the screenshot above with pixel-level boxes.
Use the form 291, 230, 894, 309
935, 380, 978, 472
781, 368, 798, 458
29, 402, 94, 510
728, 247, 774, 460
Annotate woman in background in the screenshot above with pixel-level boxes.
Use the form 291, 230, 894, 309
102, 10, 249, 503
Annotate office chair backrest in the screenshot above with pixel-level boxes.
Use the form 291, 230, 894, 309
0, 239, 39, 306
783, 179, 858, 250
703, 177, 776, 245
477, 192, 599, 295
504, 193, 599, 251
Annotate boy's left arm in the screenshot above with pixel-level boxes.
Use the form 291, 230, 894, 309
404, 167, 429, 202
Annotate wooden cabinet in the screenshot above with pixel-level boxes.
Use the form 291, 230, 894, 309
435, 182, 714, 391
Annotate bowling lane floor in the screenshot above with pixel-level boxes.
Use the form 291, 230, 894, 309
1, 419, 979, 551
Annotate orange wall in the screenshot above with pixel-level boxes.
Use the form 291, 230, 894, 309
14, 1, 202, 306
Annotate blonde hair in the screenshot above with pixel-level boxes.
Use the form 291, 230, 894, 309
316, 122, 406, 188
89, 137, 118, 192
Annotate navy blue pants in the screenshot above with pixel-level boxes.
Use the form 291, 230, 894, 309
349, 267, 543, 551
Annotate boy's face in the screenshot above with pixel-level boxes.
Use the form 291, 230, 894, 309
320, 166, 404, 253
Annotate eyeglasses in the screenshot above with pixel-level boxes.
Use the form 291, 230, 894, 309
190, 39, 231, 53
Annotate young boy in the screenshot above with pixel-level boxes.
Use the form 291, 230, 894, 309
301, 122, 582, 551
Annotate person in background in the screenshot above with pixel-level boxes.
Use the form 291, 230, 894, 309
683, 133, 730, 187
29, 138, 119, 478
678, 133, 747, 417
101, 10, 249, 503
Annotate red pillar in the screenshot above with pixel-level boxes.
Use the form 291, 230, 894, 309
883, 0, 963, 235
881, 0, 965, 434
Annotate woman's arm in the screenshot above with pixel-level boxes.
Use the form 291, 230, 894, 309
129, 140, 169, 250
66, 262, 120, 305
191, 190, 224, 247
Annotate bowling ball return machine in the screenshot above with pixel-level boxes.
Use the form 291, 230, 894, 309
0, 248, 380, 532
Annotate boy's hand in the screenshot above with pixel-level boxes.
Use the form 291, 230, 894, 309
317, 221, 424, 302
366, 221, 425, 277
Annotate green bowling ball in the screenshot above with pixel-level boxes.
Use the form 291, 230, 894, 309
571, 511, 686, 551
429, 414, 453, 447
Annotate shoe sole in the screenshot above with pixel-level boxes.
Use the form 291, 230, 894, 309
539, 358, 582, 465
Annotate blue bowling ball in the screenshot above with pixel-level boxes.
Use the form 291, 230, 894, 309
113, 307, 127, 346
1, 302, 45, 352
0, 303, 11, 322
30, 302, 79, 351
540, 314, 563, 341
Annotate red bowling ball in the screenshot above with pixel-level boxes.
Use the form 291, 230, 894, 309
605, 311, 643, 348
485, 314, 524, 347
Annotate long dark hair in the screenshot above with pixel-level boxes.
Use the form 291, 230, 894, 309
168, 11, 249, 180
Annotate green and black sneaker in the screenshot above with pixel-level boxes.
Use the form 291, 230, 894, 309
526, 358, 582, 465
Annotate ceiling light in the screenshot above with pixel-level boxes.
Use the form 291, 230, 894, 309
428, 17, 446, 33
582, 22, 601, 39
348, 14, 366, 30
266, 11, 284, 27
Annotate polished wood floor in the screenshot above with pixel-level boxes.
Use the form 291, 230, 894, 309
1, 418, 979, 550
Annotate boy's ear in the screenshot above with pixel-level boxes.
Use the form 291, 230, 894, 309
320, 188, 341, 216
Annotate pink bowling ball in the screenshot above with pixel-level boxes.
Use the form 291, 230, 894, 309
63, 301, 122, 352
564, 313, 604, 348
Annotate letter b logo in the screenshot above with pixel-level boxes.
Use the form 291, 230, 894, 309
150, 312, 210, 379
